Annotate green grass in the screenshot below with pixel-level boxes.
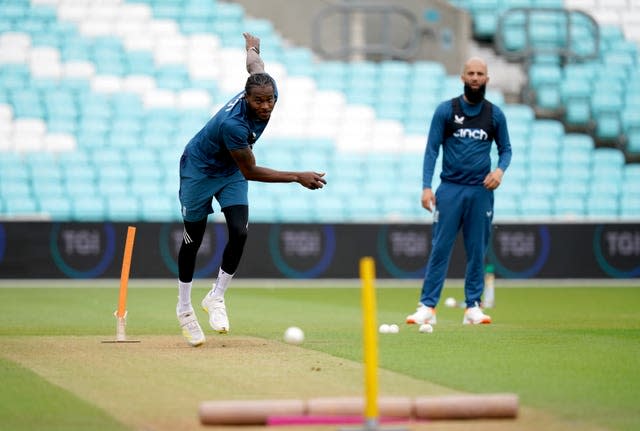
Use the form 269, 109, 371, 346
0, 357, 130, 431
1, 283, 639, 430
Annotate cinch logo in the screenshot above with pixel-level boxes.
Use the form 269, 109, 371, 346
453, 128, 489, 140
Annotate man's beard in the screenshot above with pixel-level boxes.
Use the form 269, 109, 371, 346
464, 83, 486, 104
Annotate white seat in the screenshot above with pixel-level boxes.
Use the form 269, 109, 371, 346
147, 19, 180, 38
0, 32, 31, 51
0, 104, 13, 122
122, 75, 156, 94
29, 47, 62, 79
0, 133, 12, 151
154, 36, 188, 65
177, 89, 212, 109
91, 75, 123, 93
44, 133, 76, 152
58, 4, 88, 22
14, 119, 46, 135
62, 61, 96, 79
86, 4, 119, 21
122, 32, 154, 51
590, 9, 621, 26
143, 89, 177, 108
188, 34, 221, 52
12, 133, 45, 152
117, 2, 152, 22
79, 19, 114, 37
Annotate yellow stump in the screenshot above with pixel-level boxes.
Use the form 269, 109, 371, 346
360, 256, 379, 429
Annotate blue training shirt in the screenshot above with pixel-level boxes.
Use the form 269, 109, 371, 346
423, 95, 512, 188
184, 87, 277, 178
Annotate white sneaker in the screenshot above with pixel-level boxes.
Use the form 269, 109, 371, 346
177, 309, 205, 347
463, 305, 492, 325
406, 303, 437, 325
201, 293, 229, 333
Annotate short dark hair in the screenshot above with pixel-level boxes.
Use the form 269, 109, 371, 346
245, 73, 276, 96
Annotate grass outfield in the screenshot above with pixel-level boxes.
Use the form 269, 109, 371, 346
0, 281, 639, 431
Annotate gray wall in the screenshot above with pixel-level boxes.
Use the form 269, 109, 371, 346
230, 0, 471, 74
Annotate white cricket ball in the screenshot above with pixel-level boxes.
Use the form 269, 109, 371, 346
419, 323, 434, 333
388, 324, 399, 334
378, 324, 390, 334
444, 297, 457, 308
284, 326, 304, 344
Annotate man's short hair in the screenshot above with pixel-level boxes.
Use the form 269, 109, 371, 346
245, 73, 276, 97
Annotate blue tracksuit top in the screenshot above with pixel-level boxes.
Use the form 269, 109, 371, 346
423, 95, 512, 188
184, 88, 277, 178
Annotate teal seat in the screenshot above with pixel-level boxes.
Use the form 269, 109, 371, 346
90, 147, 124, 166
501, 104, 535, 124
494, 194, 520, 219
108, 131, 140, 149
32, 178, 65, 198
592, 148, 625, 176
63, 165, 97, 184
30, 164, 63, 183
39, 196, 72, 220
411, 61, 446, 80
313, 195, 347, 222
276, 197, 314, 222
553, 195, 585, 217
131, 180, 162, 197
557, 178, 589, 197
623, 164, 640, 183
346, 196, 383, 221
140, 196, 176, 221
247, 193, 278, 222
0, 179, 32, 198
105, 196, 140, 221
97, 178, 129, 197
519, 194, 553, 217
590, 180, 622, 198
3, 196, 38, 215
620, 196, 640, 218
72, 196, 105, 221
586, 196, 619, 218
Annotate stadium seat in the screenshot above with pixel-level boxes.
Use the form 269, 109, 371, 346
553, 195, 586, 218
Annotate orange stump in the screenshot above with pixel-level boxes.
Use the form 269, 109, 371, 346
111, 226, 137, 343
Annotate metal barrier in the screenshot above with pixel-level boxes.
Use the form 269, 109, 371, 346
494, 8, 600, 63
311, 1, 421, 61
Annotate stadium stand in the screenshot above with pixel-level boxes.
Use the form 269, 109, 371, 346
0, 0, 638, 223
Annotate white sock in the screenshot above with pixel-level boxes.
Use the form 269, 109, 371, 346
210, 268, 233, 299
177, 281, 193, 314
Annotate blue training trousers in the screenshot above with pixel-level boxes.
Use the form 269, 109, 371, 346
420, 181, 494, 308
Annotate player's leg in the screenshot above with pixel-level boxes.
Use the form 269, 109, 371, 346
461, 186, 493, 324
178, 218, 208, 308
175, 218, 208, 346
407, 183, 463, 324
176, 154, 214, 345
201, 173, 248, 333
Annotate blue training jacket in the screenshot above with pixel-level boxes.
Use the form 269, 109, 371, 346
183, 88, 276, 178
423, 95, 512, 188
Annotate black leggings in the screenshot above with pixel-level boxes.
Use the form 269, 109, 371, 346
178, 205, 249, 282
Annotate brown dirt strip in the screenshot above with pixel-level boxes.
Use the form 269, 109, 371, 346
2, 335, 607, 431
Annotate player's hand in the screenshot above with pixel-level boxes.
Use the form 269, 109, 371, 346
243, 32, 260, 54
483, 168, 503, 190
421, 188, 435, 212
298, 172, 326, 190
